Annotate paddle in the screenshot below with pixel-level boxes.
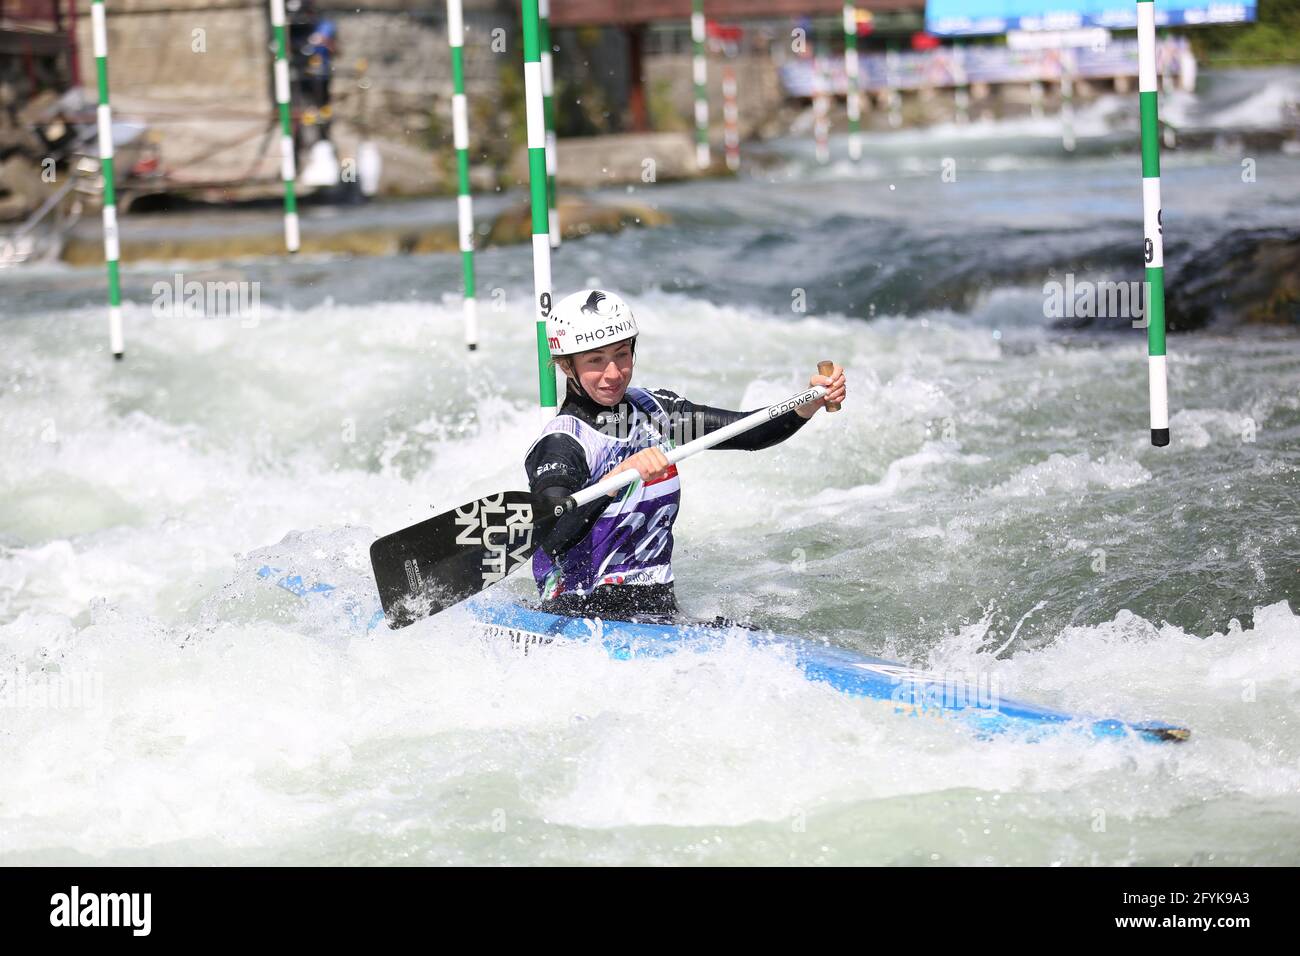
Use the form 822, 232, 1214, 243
369, 381, 830, 628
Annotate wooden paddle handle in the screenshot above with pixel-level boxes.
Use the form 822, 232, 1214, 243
817, 360, 841, 412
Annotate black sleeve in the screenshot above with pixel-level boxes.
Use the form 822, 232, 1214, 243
648, 388, 811, 451
524, 432, 608, 559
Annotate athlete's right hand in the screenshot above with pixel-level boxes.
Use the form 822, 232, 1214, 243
603, 447, 672, 495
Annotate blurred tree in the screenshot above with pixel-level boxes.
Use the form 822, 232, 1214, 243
647, 78, 689, 133
1189, 0, 1300, 65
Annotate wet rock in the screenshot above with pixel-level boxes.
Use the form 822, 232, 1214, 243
485, 196, 670, 246
60, 196, 670, 264
1164, 228, 1300, 329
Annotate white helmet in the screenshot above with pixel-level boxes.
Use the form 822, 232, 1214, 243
546, 289, 638, 357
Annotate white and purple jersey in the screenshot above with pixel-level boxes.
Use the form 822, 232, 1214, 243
526, 387, 680, 598
525, 383, 810, 602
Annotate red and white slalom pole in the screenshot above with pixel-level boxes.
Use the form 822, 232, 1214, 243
813, 54, 830, 165
722, 63, 740, 172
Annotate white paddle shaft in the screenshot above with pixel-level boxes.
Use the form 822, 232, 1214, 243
564, 384, 828, 511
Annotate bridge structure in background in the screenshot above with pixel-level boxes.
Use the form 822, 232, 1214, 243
549, 0, 924, 25
0, 0, 77, 92
549, 0, 925, 131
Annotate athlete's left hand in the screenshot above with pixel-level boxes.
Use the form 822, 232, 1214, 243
603, 446, 673, 494
798, 364, 846, 418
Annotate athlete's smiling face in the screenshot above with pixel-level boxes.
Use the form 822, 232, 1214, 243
571, 340, 634, 407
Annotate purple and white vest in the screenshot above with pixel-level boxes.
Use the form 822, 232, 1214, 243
528, 387, 681, 598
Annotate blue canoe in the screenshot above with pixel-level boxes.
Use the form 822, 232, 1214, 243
466, 597, 1190, 744
255, 566, 1190, 744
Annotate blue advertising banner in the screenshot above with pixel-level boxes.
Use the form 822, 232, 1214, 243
926, 1, 1256, 36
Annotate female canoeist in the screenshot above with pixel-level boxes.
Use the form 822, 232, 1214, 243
525, 289, 847, 622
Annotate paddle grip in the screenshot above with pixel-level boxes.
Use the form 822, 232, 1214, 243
817, 360, 841, 412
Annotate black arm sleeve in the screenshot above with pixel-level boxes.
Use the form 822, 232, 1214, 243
649, 388, 811, 451
524, 433, 609, 559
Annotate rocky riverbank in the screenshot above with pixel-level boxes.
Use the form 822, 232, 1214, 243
60, 193, 670, 266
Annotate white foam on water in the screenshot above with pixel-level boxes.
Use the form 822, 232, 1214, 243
1166, 408, 1252, 450
989, 452, 1152, 498
2, 231, 1299, 863
1191, 76, 1300, 130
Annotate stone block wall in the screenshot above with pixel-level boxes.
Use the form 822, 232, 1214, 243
71, 0, 516, 190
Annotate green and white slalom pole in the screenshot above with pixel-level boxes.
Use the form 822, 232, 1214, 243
1031, 52, 1045, 120
1060, 48, 1076, 152
843, 3, 861, 161
90, 0, 123, 359
885, 42, 902, 129
953, 40, 970, 124
1159, 33, 1176, 149
522, 0, 556, 416
539, 0, 559, 247
813, 52, 830, 164
270, 0, 300, 252
447, 0, 477, 350
1137, 0, 1169, 447
691, 0, 710, 170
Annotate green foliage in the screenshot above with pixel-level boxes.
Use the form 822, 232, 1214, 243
418, 99, 455, 193
556, 76, 613, 136
419, 95, 446, 152
647, 78, 689, 133
1188, 0, 1300, 65
496, 58, 528, 151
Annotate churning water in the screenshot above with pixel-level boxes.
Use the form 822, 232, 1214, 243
2, 68, 1298, 864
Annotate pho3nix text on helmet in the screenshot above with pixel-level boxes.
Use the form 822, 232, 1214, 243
547, 290, 639, 357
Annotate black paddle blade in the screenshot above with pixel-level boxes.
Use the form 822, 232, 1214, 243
370, 491, 537, 628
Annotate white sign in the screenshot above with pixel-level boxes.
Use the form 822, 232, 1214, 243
1007, 28, 1111, 50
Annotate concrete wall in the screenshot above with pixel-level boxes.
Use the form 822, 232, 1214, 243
644, 52, 785, 139
71, 1, 268, 103
71, 0, 517, 192
65, 1, 792, 195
